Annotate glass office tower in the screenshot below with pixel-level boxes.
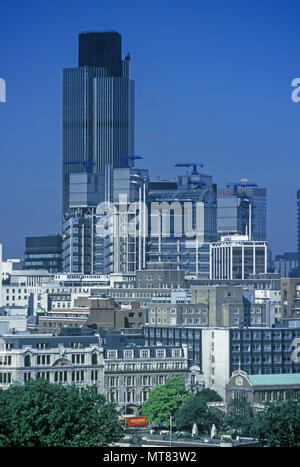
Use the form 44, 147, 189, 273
217, 181, 267, 242
147, 167, 217, 278
62, 31, 135, 216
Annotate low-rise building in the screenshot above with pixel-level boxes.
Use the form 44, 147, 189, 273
104, 344, 202, 414
226, 369, 300, 410
210, 235, 267, 280
0, 333, 104, 392
0, 331, 203, 413
145, 325, 300, 399
281, 278, 300, 322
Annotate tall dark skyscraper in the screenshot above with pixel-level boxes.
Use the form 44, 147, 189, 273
62, 30, 135, 216
78, 31, 122, 74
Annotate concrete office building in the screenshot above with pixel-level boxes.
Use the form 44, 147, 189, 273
101, 167, 149, 274
144, 325, 300, 399
0, 307, 28, 334
147, 165, 217, 278
136, 263, 185, 289
38, 295, 145, 335
210, 235, 267, 280
217, 181, 267, 242
297, 189, 300, 262
191, 285, 251, 328
1, 258, 23, 282
62, 173, 105, 274
254, 289, 281, 326
24, 235, 62, 273
205, 326, 300, 398
274, 252, 299, 278
281, 277, 300, 322
103, 344, 202, 414
62, 31, 134, 216
147, 285, 271, 328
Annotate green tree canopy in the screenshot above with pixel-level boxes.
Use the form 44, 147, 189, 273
250, 398, 300, 447
195, 388, 223, 403
0, 379, 124, 447
174, 390, 225, 433
141, 376, 189, 426
225, 394, 256, 436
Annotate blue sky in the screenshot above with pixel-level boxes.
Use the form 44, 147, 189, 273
1, 0, 300, 258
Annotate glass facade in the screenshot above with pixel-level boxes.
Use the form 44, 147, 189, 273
24, 235, 62, 273
62, 32, 134, 216
217, 183, 267, 241
147, 171, 217, 277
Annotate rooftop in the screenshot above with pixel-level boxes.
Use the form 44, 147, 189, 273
248, 373, 300, 386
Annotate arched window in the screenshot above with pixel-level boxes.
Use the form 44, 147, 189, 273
24, 355, 31, 367
91, 353, 98, 365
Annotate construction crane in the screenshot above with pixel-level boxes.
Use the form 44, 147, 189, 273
119, 155, 143, 168
175, 162, 204, 175
64, 160, 95, 172
226, 180, 258, 193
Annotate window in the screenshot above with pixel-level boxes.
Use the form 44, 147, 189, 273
72, 354, 82, 364
172, 349, 181, 358
232, 332, 240, 340
91, 353, 98, 365
0, 356, 11, 366
242, 332, 250, 340
156, 349, 166, 358
24, 355, 31, 367
107, 350, 118, 359
263, 332, 271, 340
124, 350, 134, 359
0, 373, 11, 383
91, 370, 98, 381
37, 355, 51, 365
140, 349, 150, 358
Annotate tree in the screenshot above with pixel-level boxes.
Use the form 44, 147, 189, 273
141, 376, 189, 426
250, 398, 300, 447
225, 394, 256, 436
174, 391, 225, 433
195, 388, 223, 403
0, 379, 124, 447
